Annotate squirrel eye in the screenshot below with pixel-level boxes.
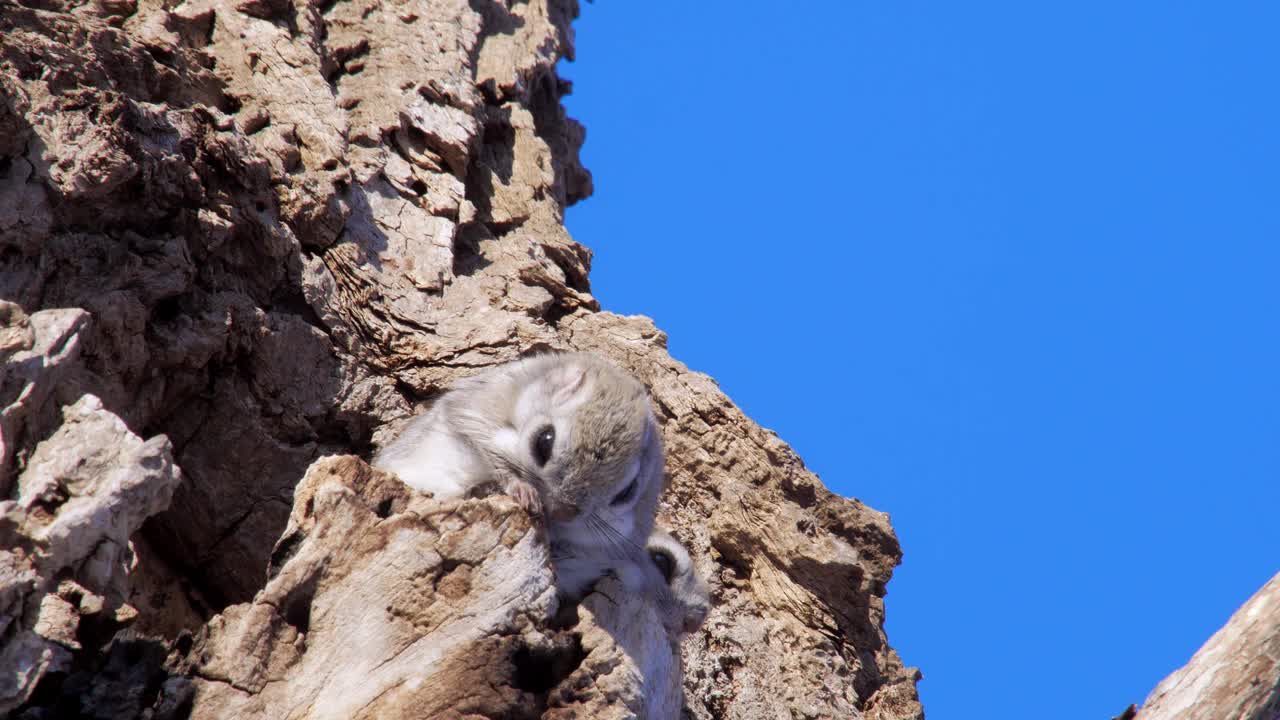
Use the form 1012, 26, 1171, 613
650, 548, 675, 583
610, 476, 639, 507
531, 425, 555, 467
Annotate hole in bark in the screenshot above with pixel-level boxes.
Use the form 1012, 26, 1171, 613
511, 634, 585, 694
542, 302, 574, 327
175, 631, 194, 656
152, 296, 183, 322
280, 574, 317, 634
145, 44, 175, 66
32, 483, 68, 516
61, 584, 85, 608
219, 94, 241, 114
284, 595, 311, 633
268, 529, 305, 579
484, 218, 521, 237
374, 497, 393, 518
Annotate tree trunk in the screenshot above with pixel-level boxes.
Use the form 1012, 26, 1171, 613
0, 0, 924, 717
1135, 572, 1280, 720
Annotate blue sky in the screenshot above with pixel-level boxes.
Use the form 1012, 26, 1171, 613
559, 3, 1280, 719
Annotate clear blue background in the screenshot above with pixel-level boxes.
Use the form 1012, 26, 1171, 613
559, 3, 1280, 719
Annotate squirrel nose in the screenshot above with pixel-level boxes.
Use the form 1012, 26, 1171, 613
549, 502, 579, 522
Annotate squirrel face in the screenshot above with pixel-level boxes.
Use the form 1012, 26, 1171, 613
647, 528, 711, 634
499, 354, 665, 563
373, 351, 666, 597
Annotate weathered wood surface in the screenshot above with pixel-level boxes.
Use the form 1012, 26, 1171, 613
1136, 572, 1280, 720
0, 0, 924, 717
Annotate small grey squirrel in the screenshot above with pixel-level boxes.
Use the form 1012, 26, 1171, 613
373, 352, 665, 598
644, 527, 711, 635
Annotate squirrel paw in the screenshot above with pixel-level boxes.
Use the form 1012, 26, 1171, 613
508, 479, 542, 515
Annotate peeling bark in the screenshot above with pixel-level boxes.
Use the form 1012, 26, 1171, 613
185, 455, 683, 719
0, 0, 924, 717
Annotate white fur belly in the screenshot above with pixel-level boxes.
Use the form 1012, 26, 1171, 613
375, 424, 480, 499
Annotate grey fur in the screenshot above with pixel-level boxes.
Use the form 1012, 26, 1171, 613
373, 352, 665, 598
645, 527, 711, 635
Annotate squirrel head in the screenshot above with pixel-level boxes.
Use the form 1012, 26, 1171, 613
485, 352, 665, 563
647, 527, 711, 634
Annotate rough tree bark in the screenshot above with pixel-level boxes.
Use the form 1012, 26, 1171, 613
1134, 571, 1280, 720
0, 0, 925, 718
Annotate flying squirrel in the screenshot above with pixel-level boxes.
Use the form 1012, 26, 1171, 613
644, 527, 711, 635
373, 352, 665, 598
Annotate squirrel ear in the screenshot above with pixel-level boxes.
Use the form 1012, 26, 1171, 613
548, 363, 588, 405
